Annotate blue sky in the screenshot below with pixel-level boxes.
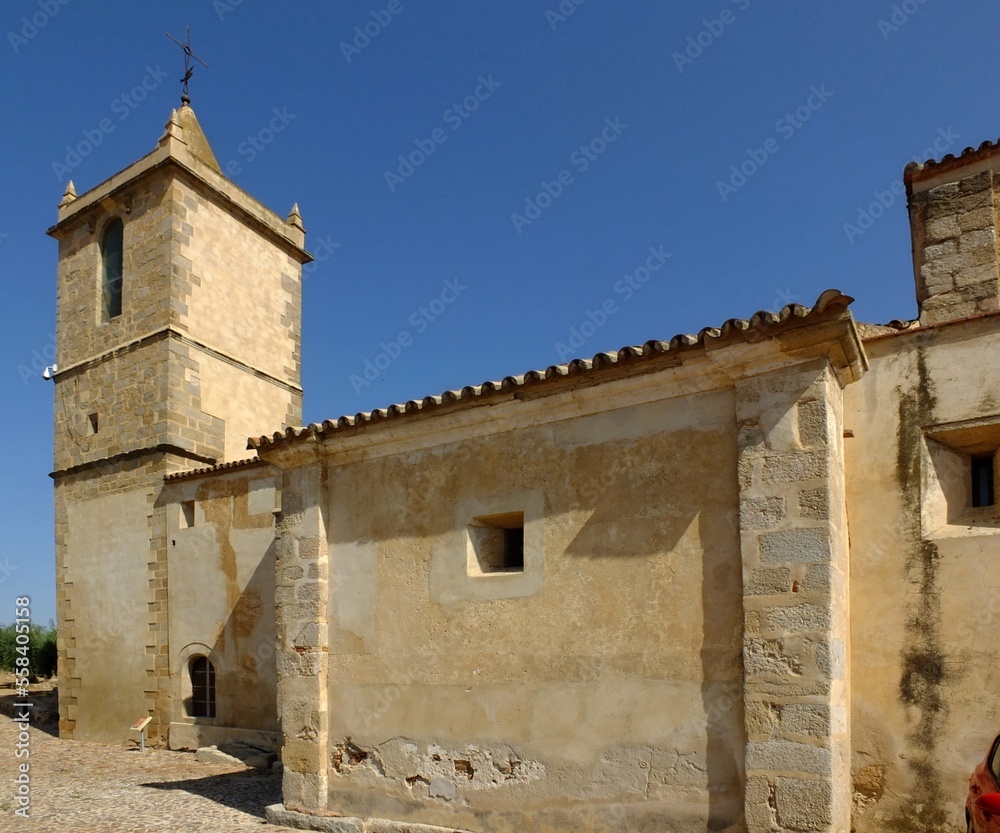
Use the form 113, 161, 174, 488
1, 0, 997, 625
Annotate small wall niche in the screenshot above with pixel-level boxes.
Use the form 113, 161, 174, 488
923, 417, 1000, 535
468, 511, 525, 574
433, 490, 544, 603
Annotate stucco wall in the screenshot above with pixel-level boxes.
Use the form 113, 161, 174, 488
53, 451, 175, 743
846, 317, 1000, 832
164, 466, 280, 749
320, 389, 746, 832
62, 487, 152, 743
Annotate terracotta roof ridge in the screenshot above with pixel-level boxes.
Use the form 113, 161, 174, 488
905, 137, 1000, 185
248, 289, 854, 451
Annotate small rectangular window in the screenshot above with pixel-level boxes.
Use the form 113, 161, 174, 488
88, 413, 99, 435
972, 455, 996, 508
469, 511, 525, 574
179, 500, 196, 529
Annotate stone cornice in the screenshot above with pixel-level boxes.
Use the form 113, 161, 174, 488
50, 443, 216, 480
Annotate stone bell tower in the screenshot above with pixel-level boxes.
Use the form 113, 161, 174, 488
47, 105, 311, 743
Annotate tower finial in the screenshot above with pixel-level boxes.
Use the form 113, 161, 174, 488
165, 27, 208, 106
59, 180, 78, 208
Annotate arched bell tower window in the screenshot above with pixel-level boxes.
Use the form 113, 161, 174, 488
100, 218, 123, 321
188, 655, 216, 718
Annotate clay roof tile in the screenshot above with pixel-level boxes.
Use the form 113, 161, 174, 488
248, 289, 854, 452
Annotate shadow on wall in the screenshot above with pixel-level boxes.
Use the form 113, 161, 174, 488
701, 504, 746, 832
319, 419, 745, 827
209, 543, 278, 730
560, 429, 746, 828
161, 470, 280, 732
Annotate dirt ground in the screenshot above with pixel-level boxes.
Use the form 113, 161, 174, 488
0, 677, 295, 832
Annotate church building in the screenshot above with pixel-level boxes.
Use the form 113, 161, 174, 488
48, 104, 1000, 833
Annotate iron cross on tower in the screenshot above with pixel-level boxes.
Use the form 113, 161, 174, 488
165, 27, 208, 106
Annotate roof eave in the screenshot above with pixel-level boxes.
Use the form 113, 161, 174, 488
249, 288, 864, 455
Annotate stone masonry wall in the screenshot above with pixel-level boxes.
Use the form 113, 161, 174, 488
53, 339, 225, 475
736, 362, 850, 833
171, 173, 303, 396
911, 170, 1000, 326
54, 453, 174, 743
54, 179, 171, 365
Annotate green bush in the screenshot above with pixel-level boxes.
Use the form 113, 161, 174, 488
0, 620, 58, 680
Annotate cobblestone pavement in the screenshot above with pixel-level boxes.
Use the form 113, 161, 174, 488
0, 712, 298, 832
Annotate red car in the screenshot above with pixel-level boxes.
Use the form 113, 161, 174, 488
968, 733, 1000, 832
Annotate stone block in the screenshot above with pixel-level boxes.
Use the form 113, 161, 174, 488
780, 704, 830, 738
745, 700, 779, 739
799, 565, 830, 594
299, 538, 322, 559
282, 737, 327, 773
761, 451, 827, 485
744, 775, 776, 831
759, 528, 830, 564
925, 216, 959, 243
974, 246, 1000, 269
927, 181, 960, 200
798, 488, 828, 521
265, 804, 364, 832
954, 263, 999, 289
224, 746, 278, 769
745, 567, 791, 597
775, 777, 833, 831
923, 240, 957, 259
195, 745, 246, 767
796, 400, 827, 448
932, 251, 975, 274
765, 603, 829, 634
958, 171, 993, 195
367, 820, 472, 833
745, 637, 803, 677
979, 295, 1000, 314
959, 227, 997, 252
296, 582, 322, 603
959, 206, 994, 232
746, 740, 832, 776
741, 497, 786, 530
816, 638, 845, 679
738, 420, 766, 453
922, 292, 977, 325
